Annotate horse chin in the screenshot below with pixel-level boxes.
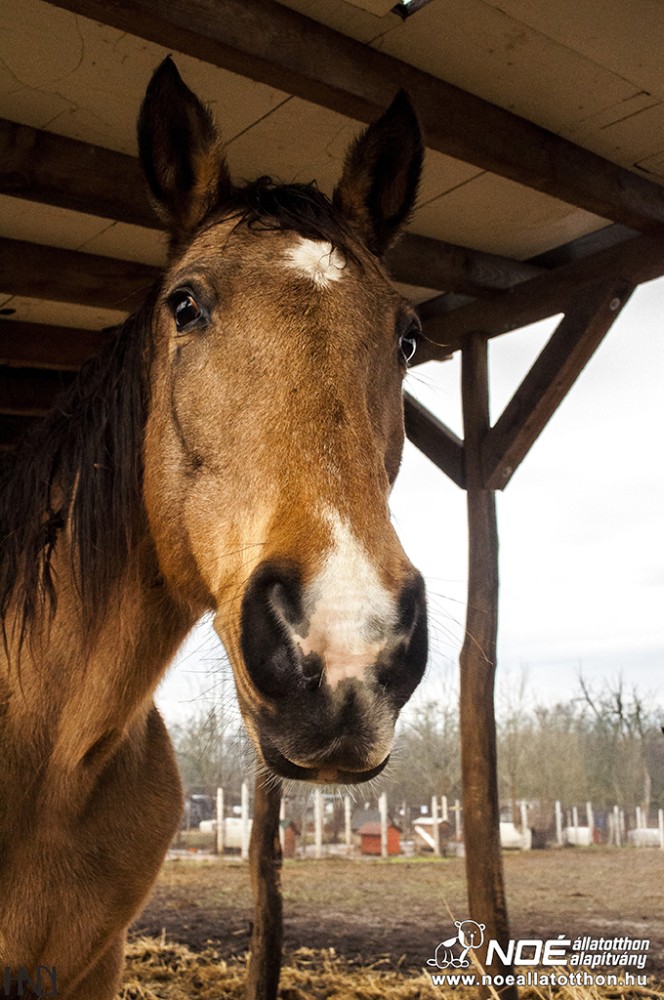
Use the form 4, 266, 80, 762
258, 737, 390, 785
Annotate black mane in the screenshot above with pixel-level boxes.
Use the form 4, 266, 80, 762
0, 178, 359, 647
0, 299, 155, 647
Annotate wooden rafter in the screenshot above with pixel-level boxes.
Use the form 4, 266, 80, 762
0, 119, 544, 297
0, 320, 110, 370
0, 238, 158, 312
418, 230, 664, 361
0, 415, 38, 451
0, 367, 74, 417
45, 0, 664, 230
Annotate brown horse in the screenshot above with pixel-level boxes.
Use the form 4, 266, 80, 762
0, 59, 427, 998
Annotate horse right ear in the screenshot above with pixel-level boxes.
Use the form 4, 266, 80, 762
137, 58, 233, 237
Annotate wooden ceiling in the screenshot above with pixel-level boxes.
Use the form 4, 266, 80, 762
2, 0, 664, 466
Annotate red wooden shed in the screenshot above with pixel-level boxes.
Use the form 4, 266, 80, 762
358, 821, 400, 857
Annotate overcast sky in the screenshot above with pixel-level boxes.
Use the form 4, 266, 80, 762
156, 277, 664, 724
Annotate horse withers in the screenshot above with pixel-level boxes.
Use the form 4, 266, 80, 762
0, 59, 427, 998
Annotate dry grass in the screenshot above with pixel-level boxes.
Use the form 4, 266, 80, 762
119, 936, 664, 1000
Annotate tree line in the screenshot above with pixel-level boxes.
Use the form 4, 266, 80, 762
169, 673, 664, 820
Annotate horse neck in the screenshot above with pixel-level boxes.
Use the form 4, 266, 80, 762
2, 525, 193, 790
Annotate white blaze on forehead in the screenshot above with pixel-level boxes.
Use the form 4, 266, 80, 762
295, 511, 395, 688
283, 237, 346, 288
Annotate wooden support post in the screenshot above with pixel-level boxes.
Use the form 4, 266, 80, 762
247, 777, 283, 1000
460, 333, 515, 996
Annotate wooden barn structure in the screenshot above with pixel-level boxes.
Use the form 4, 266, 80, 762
2, 1, 664, 997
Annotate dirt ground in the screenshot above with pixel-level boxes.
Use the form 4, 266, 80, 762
131, 848, 664, 981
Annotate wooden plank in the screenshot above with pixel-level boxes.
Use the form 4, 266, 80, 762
0, 367, 75, 416
419, 229, 664, 359
0, 119, 156, 229
459, 332, 515, 993
0, 238, 158, 312
46, 0, 664, 230
403, 392, 465, 488
0, 320, 110, 370
0, 119, 543, 296
483, 281, 634, 490
387, 232, 544, 296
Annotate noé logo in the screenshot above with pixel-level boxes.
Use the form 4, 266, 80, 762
427, 920, 486, 970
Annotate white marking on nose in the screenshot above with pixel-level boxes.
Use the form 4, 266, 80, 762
295, 512, 395, 688
283, 237, 346, 288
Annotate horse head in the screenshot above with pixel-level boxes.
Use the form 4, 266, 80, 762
139, 58, 428, 784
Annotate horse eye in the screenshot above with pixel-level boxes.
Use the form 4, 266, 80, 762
169, 289, 206, 332
399, 323, 420, 365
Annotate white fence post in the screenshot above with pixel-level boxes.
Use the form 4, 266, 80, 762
520, 800, 529, 849
216, 787, 224, 855
379, 792, 388, 858
555, 801, 563, 846
441, 795, 449, 823
454, 798, 462, 840
572, 806, 579, 846
613, 805, 621, 847
314, 789, 323, 859
345, 795, 352, 853
635, 805, 643, 831
432, 795, 440, 856
279, 795, 285, 851
586, 801, 594, 844
241, 781, 250, 861
658, 809, 664, 850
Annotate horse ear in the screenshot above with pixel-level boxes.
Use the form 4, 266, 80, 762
137, 57, 233, 235
333, 91, 423, 257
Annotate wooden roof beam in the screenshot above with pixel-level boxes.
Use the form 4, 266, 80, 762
0, 238, 158, 312
0, 119, 543, 296
0, 415, 39, 451
0, 320, 110, 370
0, 367, 74, 417
46, 0, 664, 230
418, 229, 664, 360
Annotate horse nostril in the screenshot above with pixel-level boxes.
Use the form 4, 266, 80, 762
396, 573, 426, 637
378, 572, 428, 705
240, 560, 304, 698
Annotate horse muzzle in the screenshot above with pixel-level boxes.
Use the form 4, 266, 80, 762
235, 557, 428, 783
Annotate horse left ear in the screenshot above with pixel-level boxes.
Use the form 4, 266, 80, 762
137, 57, 233, 236
333, 91, 423, 257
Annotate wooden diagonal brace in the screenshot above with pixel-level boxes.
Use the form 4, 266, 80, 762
482, 280, 634, 490
403, 392, 465, 488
